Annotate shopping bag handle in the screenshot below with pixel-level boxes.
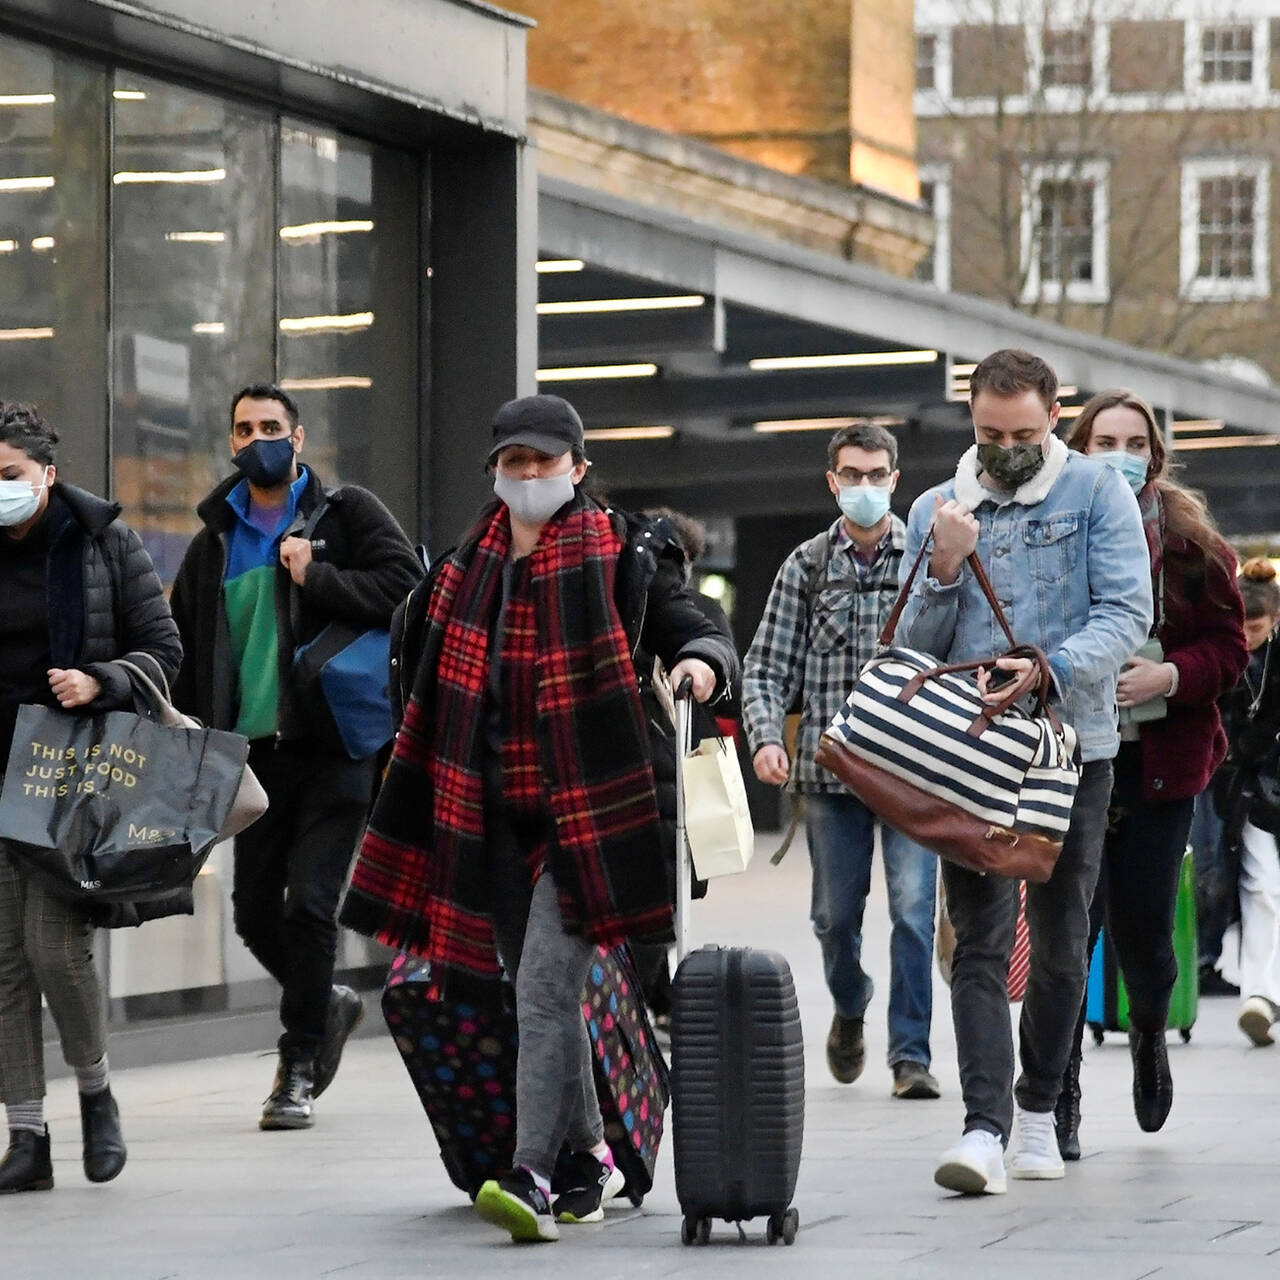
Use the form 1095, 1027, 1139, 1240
880, 533, 1017, 651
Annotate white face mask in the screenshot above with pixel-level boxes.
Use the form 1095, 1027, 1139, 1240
493, 469, 576, 526
0, 466, 50, 527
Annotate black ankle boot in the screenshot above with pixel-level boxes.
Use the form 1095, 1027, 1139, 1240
1130, 1028, 1173, 1132
0, 1126, 54, 1193
80, 1087, 127, 1183
260, 1053, 315, 1130
1054, 1050, 1082, 1161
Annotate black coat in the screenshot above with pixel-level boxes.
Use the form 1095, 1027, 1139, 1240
170, 466, 423, 741
26, 485, 184, 928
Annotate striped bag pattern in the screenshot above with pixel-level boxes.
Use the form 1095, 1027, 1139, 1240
825, 647, 1079, 842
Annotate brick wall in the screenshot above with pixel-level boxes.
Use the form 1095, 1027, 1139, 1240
520, 0, 916, 196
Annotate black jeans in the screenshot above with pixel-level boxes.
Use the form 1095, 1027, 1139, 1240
1086, 742, 1195, 1032
944, 759, 1113, 1143
233, 740, 377, 1058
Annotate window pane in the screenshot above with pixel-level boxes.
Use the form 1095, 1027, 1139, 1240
916, 34, 936, 90
1198, 175, 1255, 280
1042, 29, 1091, 87
1038, 179, 1094, 284
916, 180, 936, 282
110, 74, 276, 585
277, 119, 420, 534
1202, 24, 1253, 83
0, 35, 107, 484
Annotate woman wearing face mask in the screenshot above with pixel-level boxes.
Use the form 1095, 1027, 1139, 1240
341, 394, 738, 1243
1052, 389, 1247, 1157
0, 401, 182, 1192
1215, 559, 1280, 1047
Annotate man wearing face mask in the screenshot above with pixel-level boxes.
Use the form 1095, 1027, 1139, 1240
341, 393, 738, 1243
170, 382, 421, 1131
896, 349, 1152, 1195
743, 423, 940, 1101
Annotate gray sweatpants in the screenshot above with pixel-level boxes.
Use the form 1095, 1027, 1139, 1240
0, 847, 108, 1104
485, 764, 603, 1179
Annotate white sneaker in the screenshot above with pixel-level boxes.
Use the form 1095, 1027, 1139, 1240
1238, 995, 1277, 1047
1008, 1107, 1065, 1180
934, 1129, 1007, 1195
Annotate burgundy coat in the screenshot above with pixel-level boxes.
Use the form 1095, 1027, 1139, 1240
1138, 530, 1248, 802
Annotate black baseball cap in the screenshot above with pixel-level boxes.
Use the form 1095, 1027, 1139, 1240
486, 394, 585, 465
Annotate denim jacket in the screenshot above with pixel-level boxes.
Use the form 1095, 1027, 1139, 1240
898, 436, 1153, 763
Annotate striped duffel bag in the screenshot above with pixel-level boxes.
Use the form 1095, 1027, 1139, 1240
815, 644, 1080, 882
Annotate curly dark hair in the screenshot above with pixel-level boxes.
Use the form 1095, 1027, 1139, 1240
0, 401, 58, 466
969, 348, 1059, 411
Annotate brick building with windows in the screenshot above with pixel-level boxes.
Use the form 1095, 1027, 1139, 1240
915, 0, 1280, 385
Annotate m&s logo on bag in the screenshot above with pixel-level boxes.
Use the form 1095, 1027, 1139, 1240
19, 739, 149, 798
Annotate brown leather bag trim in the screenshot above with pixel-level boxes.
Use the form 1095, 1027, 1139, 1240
814, 735, 1062, 883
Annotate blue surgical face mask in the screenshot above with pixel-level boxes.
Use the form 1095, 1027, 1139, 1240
836, 482, 892, 529
232, 435, 298, 488
0, 466, 50, 527
1093, 450, 1149, 494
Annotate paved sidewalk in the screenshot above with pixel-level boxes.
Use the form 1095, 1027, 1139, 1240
5, 835, 1280, 1279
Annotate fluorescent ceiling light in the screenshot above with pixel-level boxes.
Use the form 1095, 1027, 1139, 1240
1173, 434, 1279, 451
537, 363, 658, 382
951, 362, 979, 376
1057, 385, 1078, 397
278, 311, 374, 335
0, 327, 54, 341
536, 259, 585, 273
753, 415, 905, 434
278, 219, 374, 241
537, 295, 705, 316
748, 349, 938, 372
112, 90, 147, 101
0, 239, 17, 253
112, 169, 226, 185
191, 322, 226, 335
0, 93, 54, 106
1057, 406, 1084, 419
278, 376, 373, 391
1171, 419, 1225, 433
0, 176, 55, 192
30, 236, 53, 251
583, 425, 675, 441
166, 231, 226, 244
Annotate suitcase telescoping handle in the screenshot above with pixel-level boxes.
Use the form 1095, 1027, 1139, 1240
673, 676, 695, 964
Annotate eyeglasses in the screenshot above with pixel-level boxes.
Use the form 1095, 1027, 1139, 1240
834, 466, 893, 486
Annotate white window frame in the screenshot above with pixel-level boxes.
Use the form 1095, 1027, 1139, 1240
914, 27, 952, 105
1185, 19, 1269, 102
1020, 159, 1110, 305
1028, 21, 1109, 104
917, 163, 951, 291
1180, 157, 1270, 302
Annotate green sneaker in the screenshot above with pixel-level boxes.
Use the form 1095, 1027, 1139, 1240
475, 1169, 559, 1242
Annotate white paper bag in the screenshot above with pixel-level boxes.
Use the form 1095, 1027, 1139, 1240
682, 736, 755, 878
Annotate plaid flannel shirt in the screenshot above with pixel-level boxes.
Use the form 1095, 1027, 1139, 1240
743, 514, 907, 794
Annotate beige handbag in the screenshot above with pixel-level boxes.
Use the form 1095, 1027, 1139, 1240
681, 734, 755, 879
117, 660, 268, 839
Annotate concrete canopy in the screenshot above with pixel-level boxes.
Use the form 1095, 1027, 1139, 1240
538, 178, 1280, 536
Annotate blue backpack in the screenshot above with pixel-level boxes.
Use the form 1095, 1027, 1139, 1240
290, 493, 393, 760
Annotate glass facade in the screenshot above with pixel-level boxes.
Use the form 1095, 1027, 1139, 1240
0, 30, 424, 1021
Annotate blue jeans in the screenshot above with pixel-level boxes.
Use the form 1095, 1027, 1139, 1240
804, 791, 937, 1067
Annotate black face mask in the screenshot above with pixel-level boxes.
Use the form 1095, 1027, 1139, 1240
232, 436, 297, 488
976, 440, 1046, 490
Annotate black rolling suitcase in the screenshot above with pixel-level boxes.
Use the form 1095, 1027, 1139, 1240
670, 684, 805, 1247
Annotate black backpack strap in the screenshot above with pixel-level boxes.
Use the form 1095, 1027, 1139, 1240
287, 488, 338, 638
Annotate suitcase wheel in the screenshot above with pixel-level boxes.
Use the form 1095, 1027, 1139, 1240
1180, 1028, 1191, 1043
766, 1209, 799, 1246
681, 1215, 712, 1246
1090, 1024, 1104, 1047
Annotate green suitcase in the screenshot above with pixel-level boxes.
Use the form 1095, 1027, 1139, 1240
1087, 850, 1199, 1043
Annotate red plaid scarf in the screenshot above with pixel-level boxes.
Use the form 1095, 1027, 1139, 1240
343, 492, 671, 990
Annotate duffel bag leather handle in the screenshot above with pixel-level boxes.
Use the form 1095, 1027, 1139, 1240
880, 533, 1017, 651
899, 645, 1054, 736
